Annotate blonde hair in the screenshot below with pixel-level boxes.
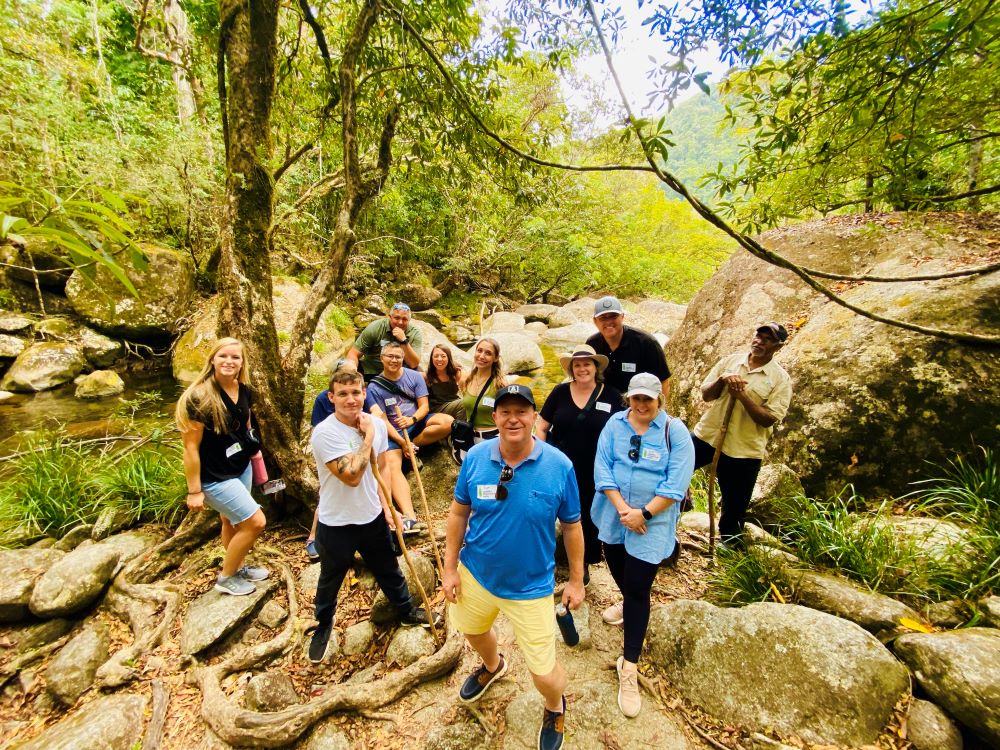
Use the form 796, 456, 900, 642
462, 337, 507, 394
175, 338, 250, 434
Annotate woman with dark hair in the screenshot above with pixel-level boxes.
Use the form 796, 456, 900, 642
176, 338, 268, 596
537, 345, 624, 585
425, 344, 465, 420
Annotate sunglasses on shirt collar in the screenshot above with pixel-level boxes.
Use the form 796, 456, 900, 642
628, 434, 641, 462
496, 464, 514, 500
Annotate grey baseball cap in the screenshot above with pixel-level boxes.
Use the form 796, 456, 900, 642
593, 296, 624, 317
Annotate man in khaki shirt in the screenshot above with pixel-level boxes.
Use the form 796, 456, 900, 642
692, 323, 792, 544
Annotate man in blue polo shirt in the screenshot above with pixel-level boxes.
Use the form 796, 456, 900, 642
443, 384, 585, 750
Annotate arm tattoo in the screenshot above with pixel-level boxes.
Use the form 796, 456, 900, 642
335, 443, 371, 481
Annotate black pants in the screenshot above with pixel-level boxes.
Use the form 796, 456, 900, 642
692, 435, 762, 541
314, 514, 412, 626
577, 478, 603, 566
603, 542, 660, 663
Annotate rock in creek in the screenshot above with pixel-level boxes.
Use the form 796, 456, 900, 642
540, 322, 593, 352
74, 369, 124, 399
45, 622, 109, 706
475, 331, 543, 373
29, 543, 120, 618
514, 303, 558, 323
79, 327, 123, 368
13, 692, 147, 750
0, 547, 65, 623
180, 580, 278, 655
0, 333, 25, 360
1, 342, 87, 392
895, 628, 1000, 746
0, 311, 34, 333
482, 311, 526, 333
646, 600, 909, 746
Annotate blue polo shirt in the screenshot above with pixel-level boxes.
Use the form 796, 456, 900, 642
455, 438, 580, 600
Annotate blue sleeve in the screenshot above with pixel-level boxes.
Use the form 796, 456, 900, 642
410, 369, 429, 399
594, 420, 619, 492
656, 419, 695, 500
310, 391, 331, 427
557, 462, 581, 523
454, 456, 472, 505
364, 386, 379, 414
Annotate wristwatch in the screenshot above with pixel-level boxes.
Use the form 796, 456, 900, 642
641, 507, 653, 520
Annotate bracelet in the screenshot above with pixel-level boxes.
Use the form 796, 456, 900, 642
187, 490, 202, 495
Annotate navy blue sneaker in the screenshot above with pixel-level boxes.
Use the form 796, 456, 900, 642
458, 654, 507, 703
538, 695, 566, 750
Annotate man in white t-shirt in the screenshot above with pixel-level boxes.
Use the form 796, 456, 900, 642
308, 368, 440, 664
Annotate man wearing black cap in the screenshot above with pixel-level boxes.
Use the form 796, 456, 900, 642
587, 295, 671, 400
443, 384, 585, 750
692, 323, 793, 543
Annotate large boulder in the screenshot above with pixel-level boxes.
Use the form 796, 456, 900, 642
66, 243, 195, 340
29, 543, 120, 618
411, 319, 473, 371
173, 278, 350, 384
482, 311, 527, 333
13, 692, 147, 750
666, 215, 1000, 498
371, 553, 435, 623
895, 628, 1000, 745
0, 333, 26, 360
646, 600, 909, 746
0, 548, 65, 623
475, 331, 544, 373
79, 328, 124, 368
395, 282, 441, 311
2, 236, 73, 290
540, 322, 594, 352
0, 311, 34, 333
45, 622, 110, 706
514, 303, 558, 323
1, 342, 87, 392
629, 299, 688, 338
747, 463, 804, 529
790, 570, 925, 634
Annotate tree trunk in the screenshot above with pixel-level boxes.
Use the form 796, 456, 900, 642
161, 0, 202, 126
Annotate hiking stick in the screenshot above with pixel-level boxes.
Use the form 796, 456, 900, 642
369, 448, 442, 645
393, 405, 444, 579
707, 397, 737, 559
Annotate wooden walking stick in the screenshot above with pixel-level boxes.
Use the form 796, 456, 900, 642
393, 405, 445, 579
707, 397, 738, 559
369, 449, 442, 645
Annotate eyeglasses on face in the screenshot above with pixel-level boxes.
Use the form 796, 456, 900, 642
628, 434, 641, 462
496, 464, 514, 500
382, 354, 404, 361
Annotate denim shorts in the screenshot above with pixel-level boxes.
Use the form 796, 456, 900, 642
203, 464, 259, 524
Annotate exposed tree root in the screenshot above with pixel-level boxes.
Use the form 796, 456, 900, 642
191, 564, 463, 747
142, 678, 170, 750
128, 510, 219, 584
0, 632, 72, 689
96, 578, 181, 688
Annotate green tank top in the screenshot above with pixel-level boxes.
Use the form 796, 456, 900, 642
461, 379, 498, 429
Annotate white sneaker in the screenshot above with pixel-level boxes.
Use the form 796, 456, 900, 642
215, 574, 255, 596
602, 601, 624, 626
237, 565, 269, 582
617, 656, 641, 718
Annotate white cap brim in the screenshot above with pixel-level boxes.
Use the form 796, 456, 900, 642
626, 388, 659, 399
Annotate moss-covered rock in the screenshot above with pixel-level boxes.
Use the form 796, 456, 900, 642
172, 277, 350, 385
667, 214, 1000, 498
74, 370, 125, 399
65, 243, 195, 340
1, 342, 87, 392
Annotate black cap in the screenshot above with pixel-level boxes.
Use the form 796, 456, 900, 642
756, 322, 789, 342
493, 384, 536, 408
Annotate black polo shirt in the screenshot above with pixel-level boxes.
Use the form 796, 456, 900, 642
586, 325, 671, 394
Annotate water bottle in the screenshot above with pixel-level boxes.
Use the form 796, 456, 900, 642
250, 452, 268, 485
555, 603, 579, 647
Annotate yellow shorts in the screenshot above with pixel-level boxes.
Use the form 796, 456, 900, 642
449, 564, 557, 676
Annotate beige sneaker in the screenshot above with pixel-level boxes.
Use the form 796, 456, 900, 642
602, 601, 624, 626
617, 656, 641, 717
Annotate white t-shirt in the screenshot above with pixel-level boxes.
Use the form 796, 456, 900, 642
311, 415, 389, 526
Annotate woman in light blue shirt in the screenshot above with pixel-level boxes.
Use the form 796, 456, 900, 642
592, 372, 695, 718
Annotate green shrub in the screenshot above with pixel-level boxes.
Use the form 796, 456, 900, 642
708, 546, 789, 606
0, 433, 102, 543
95, 444, 186, 527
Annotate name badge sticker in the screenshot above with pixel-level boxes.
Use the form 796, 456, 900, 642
641, 447, 661, 462
477, 485, 499, 500
226, 442, 242, 458
384, 397, 398, 406
622, 362, 637, 373
595, 402, 611, 412
482, 397, 495, 407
